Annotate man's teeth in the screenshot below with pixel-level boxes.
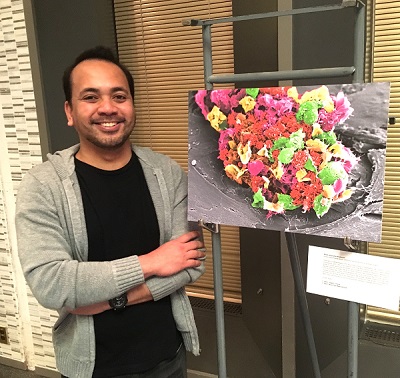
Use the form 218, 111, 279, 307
100, 122, 118, 127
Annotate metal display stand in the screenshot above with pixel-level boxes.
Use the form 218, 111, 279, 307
184, 2, 366, 377
200, 221, 227, 377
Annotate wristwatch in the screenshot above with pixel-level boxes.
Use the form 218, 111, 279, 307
108, 293, 128, 311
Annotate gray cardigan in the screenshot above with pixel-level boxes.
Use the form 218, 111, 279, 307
15, 144, 204, 378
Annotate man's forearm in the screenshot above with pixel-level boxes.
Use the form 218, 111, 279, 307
68, 230, 205, 315
68, 283, 153, 315
127, 282, 153, 305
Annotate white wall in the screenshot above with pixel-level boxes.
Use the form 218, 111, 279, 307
0, 0, 117, 375
0, 0, 58, 374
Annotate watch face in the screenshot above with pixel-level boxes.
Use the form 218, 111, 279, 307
109, 293, 128, 310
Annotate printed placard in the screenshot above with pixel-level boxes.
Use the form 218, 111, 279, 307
307, 245, 400, 311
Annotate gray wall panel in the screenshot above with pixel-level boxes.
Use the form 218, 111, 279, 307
31, 0, 117, 154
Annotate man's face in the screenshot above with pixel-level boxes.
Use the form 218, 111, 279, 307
64, 59, 135, 152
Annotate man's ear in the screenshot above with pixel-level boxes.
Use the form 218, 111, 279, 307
64, 101, 74, 127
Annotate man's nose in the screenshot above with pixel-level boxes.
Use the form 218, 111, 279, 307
98, 98, 117, 114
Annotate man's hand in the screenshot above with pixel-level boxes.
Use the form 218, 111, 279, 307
139, 231, 205, 278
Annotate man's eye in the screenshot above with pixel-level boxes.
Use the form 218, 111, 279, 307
114, 94, 127, 102
82, 95, 98, 102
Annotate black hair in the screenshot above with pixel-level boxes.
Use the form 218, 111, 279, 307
62, 46, 134, 103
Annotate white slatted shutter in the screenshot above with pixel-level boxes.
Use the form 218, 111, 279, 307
367, 0, 400, 322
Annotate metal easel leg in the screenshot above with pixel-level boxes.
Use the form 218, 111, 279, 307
201, 22, 227, 377
344, 237, 363, 378
348, 301, 359, 377
201, 222, 227, 378
285, 232, 321, 378
347, 3, 366, 376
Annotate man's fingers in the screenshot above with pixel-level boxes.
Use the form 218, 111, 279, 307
186, 249, 206, 261
176, 231, 200, 243
187, 239, 204, 250
196, 253, 207, 261
185, 257, 203, 268
174, 237, 204, 252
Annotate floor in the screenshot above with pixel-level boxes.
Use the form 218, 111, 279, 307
0, 364, 216, 378
0, 365, 215, 378
0, 339, 399, 377
0, 364, 46, 378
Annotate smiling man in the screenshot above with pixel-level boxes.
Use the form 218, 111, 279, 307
15, 46, 205, 378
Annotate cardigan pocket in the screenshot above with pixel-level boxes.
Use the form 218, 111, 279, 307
171, 288, 200, 355
171, 288, 195, 332
53, 312, 72, 333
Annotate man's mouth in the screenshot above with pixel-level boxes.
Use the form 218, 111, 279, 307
92, 120, 124, 129
99, 122, 119, 128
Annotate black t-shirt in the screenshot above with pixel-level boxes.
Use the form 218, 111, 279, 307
75, 153, 181, 377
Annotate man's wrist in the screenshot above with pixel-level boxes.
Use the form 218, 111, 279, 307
138, 254, 154, 279
108, 293, 128, 311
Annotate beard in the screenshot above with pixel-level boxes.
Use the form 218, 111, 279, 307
81, 118, 135, 150
85, 130, 132, 150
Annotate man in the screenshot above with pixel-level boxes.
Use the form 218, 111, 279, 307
15, 46, 205, 378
